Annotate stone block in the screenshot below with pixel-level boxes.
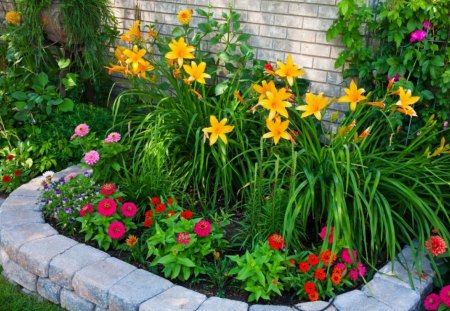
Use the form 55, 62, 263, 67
139, 285, 206, 311
318, 5, 339, 19
73, 257, 136, 308
0, 195, 39, 211
17, 235, 78, 277
60, 288, 95, 311
8, 180, 40, 197
296, 301, 337, 310
49, 244, 109, 290
397, 246, 433, 277
250, 305, 292, 311
3, 258, 37, 291
0, 208, 44, 230
52, 165, 85, 180
261, 1, 289, 14
37, 277, 62, 304
0, 246, 9, 266
197, 297, 248, 311
109, 269, 172, 311
303, 17, 334, 32
289, 3, 319, 17
362, 278, 421, 311
301, 43, 330, 57
260, 25, 287, 39
332, 290, 393, 311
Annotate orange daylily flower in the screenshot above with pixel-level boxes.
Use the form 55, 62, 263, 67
252, 80, 277, 101
120, 20, 143, 43
367, 102, 385, 109
123, 45, 147, 73
338, 120, 356, 137
105, 64, 129, 76
263, 117, 292, 145
275, 54, 304, 86
357, 127, 371, 139
234, 91, 245, 103
202, 116, 234, 146
165, 37, 195, 67
395, 87, 419, 117
296, 92, 330, 120
338, 80, 367, 111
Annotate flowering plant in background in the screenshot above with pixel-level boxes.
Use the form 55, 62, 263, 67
0, 145, 33, 193
424, 285, 450, 311
5, 11, 21, 26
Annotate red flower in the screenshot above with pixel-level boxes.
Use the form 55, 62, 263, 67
308, 254, 319, 266
80, 203, 94, 217
144, 218, 153, 227
425, 235, 447, 257
151, 196, 160, 205
314, 268, 326, 281
117, 197, 124, 203
331, 272, 342, 285
7, 155, 14, 161
14, 170, 22, 177
308, 291, 319, 302
264, 63, 273, 71
289, 259, 296, 265
121, 202, 137, 218
268, 234, 285, 250
145, 210, 153, 218
155, 203, 166, 213
194, 219, 212, 237
2, 175, 11, 183
167, 197, 176, 205
167, 211, 176, 218
100, 183, 116, 196
181, 210, 193, 220
320, 250, 336, 265
298, 261, 310, 272
108, 221, 126, 240
304, 282, 316, 294
97, 198, 117, 217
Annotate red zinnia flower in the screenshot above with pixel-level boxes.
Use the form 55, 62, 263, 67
14, 170, 22, 177
117, 197, 124, 203
167, 197, 175, 205
176, 232, 191, 245
320, 250, 336, 265
144, 218, 153, 227
298, 261, 310, 272
194, 219, 212, 237
151, 196, 160, 205
2, 175, 11, 183
100, 183, 116, 196
425, 235, 448, 257
121, 202, 137, 218
181, 210, 193, 220
289, 259, 296, 265
97, 198, 117, 217
155, 203, 166, 213
331, 272, 342, 285
308, 291, 319, 302
304, 282, 316, 294
80, 203, 94, 216
145, 210, 153, 219
7, 155, 14, 161
108, 221, 126, 240
308, 254, 319, 266
268, 234, 285, 250
314, 268, 326, 281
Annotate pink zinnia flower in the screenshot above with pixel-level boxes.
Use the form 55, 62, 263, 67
74, 124, 90, 137
121, 202, 137, 218
98, 198, 117, 217
423, 20, 433, 30
424, 293, 441, 310
440, 285, 450, 307
80, 203, 94, 216
194, 219, 211, 237
84, 150, 100, 165
319, 226, 334, 244
341, 248, 358, 264
349, 268, 359, 281
176, 232, 191, 245
104, 132, 121, 143
101, 183, 116, 196
64, 173, 78, 182
357, 262, 366, 277
108, 221, 126, 240
425, 235, 447, 257
410, 30, 427, 43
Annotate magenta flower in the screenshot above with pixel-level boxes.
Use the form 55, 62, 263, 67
357, 262, 366, 277
121, 202, 137, 218
98, 198, 117, 217
84, 150, 100, 165
349, 268, 359, 281
74, 124, 90, 137
194, 220, 211, 237
440, 285, 450, 307
319, 226, 334, 244
176, 232, 191, 245
104, 132, 121, 143
423, 20, 433, 30
387, 73, 401, 82
80, 203, 93, 217
341, 248, 358, 264
424, 293, 441, 310
108, 221, 126, 240
410, 30, 427, 43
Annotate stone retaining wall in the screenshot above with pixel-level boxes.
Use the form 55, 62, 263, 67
0, 166, 433, 311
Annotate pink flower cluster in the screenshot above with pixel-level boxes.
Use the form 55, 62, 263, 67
104, 132, 121, 143
424, 285, 450, 310
410, 30, 427, 43
339, 248, 366, 281
319, 226, 334, 244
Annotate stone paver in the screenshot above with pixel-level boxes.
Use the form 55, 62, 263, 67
72, 257, 136, 308
362, 278, 421, 311
397, 246, 434, 277
0, 208, 43, 230
61, 288, 95, 311
296, 300, 337, 310
8, 180, 40, 197
2, 258, 37, 291
332, 290, 393, 311
139, 285, 206, 311
108, 268, 173, 311
0, 194, 42, 211
196, 296, 248, 311
37, 277, 62, 304
250, 305, 292, 311
49, 244, 110, 290
0, 246, 9, 266
16, 234, 78, 277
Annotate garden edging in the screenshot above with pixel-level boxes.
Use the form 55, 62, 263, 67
0, 166, 434, 311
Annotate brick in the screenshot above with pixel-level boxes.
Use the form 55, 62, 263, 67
3, 259, 37, 291
257, 49, 285, 63
235, 0, 261, 11
241, 23, 260, 36
154, 2, 177, 14
316, 32, 343, 46
290, 53, 314, 69
287, 29, 316, 42
318, 5, 339, 19
301, 43, 330, 57
327, 72, 344, 85
274, 14, 303, 28
313, 57, 339, 72
271, 39, 301, 53
108, 269, 172, 311
296, 301, 337, 310
247, 11, 274, 24
330, 46, 345, 59
305, 69, 328, 83
139, 285, 206, 311
49, 244, 110, 290
305, 0, 336, 4
333, 290, 393, 311
303, 17, 334, 31
261, 1, 289, 14
249, 36, 274, 49
37, 277, 62, 304
250, 305, 293, 311
197, 297, 248, 311
17, 235, 78, 277
72, 257, 136, 308
60, 289, 95, 311
310, 82, 343, 98
260, 25, 287, 39
289, 3, 319, 17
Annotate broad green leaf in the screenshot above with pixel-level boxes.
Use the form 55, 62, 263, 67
58, 58, 71, 69
172, 27, 183, 37
11, 91, 28, 101
215, 82, 228, 96
15, 101, 27, 110
58, 98, 74, 112
177, 257, 196, 267
62, 73, 77, 90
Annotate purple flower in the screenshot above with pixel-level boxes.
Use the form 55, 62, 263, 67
410, 30, 427, 43
83, 171, 91, 177
423, 20, 433, 30
62, 198, 67, 205
64, 207, 72, 214
40, 199, 47, 205
44, 185, 49, 191
387, 73, 401, 82
48, 198, 53, 204
55, 206, 61, 213
69, 218, 75, 223
55, 189, 61, 196
444, 121, 448, 130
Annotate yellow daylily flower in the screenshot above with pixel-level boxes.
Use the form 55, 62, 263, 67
357, 127, 371, 139
120, 20, 143, 43
183, 61, 211, 84
263, 117, 292, 145
275, 54, 304, 86
177, 9, 193, 25
260, 87, 292, 120
115, 46, 128, 64
202, 116, 234, 146
395, 87, 419, 117
296, 92, 330, 120
133, 60, 155, 78
105, 64, 129, 76
5, 11, 21, 26
165, 37, 195, 67
338, 80, 367, 111
428, 137, 450, 158
123, 45, 147, 73
252, 80, 277, 101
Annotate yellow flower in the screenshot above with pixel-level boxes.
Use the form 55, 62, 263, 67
428, 137, 450, 158
5, 11, 21, 26
202, 116, 234, 146
275, 54, 304, 86
260, 87, 292, 120
105, 64, 129, 76
337, 80, 367, 111
120, 20, 142, 43
114, 46, 128, 64
296, 92, 330, 120
165, 37, 195, 67
126, 235, 138, 247
252, 80, 277, 101
262, 117, 292, 145
177, 9, 193, 25
183, 61, 210, 84
123, 45, 147, 73
133, 60, 155, 79
395, 87, 419, 117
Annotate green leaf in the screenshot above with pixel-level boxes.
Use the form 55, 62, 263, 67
237, 33, 251, 42
58, 98, 74, 112
15, 101, 27, 110
177, 257, 196, 267
58, 58, 71, 69
36, 72, 49, 87
14, 111, 29, 121
157, 254, 176, 265
215, 82, 228, 96
172, 27, 183, 37
11, 91, 28, 101
198, 23, 212, 33
421, 90, 434, 100
430, 56, 444, 67
62, 73, 77, 90
196, 9, 208, 17
112, 162, 121, 171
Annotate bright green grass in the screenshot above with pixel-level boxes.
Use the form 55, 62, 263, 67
0, 266, 63, 311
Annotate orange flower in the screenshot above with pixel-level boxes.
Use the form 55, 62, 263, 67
252, 80, 277, 102
320, 250, 336, 265
314, 268, 326, 281
331, 272, 342, 285
177, 9, 193, 25
308, 291, 319, 302
126, 235, 138, 247
123, 45, 147, 73
5, 11, 21, 26
357, 127, 371, 139
105, 64, 129, 76
202, 116, 234, 146
259, 87, 292, 119
234, 91, 245, 103
275, 54, 305, 86
367, 101, 385, 109
262, 117, 292, 145
120, 20, 143, 43
165, 37, 195, 67
337, 119, 356, 137
296, 92, 330, 120
338, 80, 367, 111
395, 87, 419, 117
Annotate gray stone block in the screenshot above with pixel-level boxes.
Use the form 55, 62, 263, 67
196, 296, 248, 311
332, 290, 393, 311
139, 285, 206, 311
0, 195, 41, 212
109, 269, 172, 311
1, 223, 57, 260
397, 246, 434, 278
0, 246, 9, 266
362, 278, 421, 311
250, 305, 292, 311
53, 165, 85, 180
17, 234, 78, 277
0, 208, 43, 230
3, 258, 37, 291
60, 288, 95, 311
0, 198, 5, 207
95, 307, 108, 311
72, 257, 136, 308
296, 301, 337, 310
37, 277, 62, 304
50, 244, 110, 290
9, 180, 40, 197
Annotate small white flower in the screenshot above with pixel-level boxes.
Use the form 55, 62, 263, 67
42, 171, 55, 179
